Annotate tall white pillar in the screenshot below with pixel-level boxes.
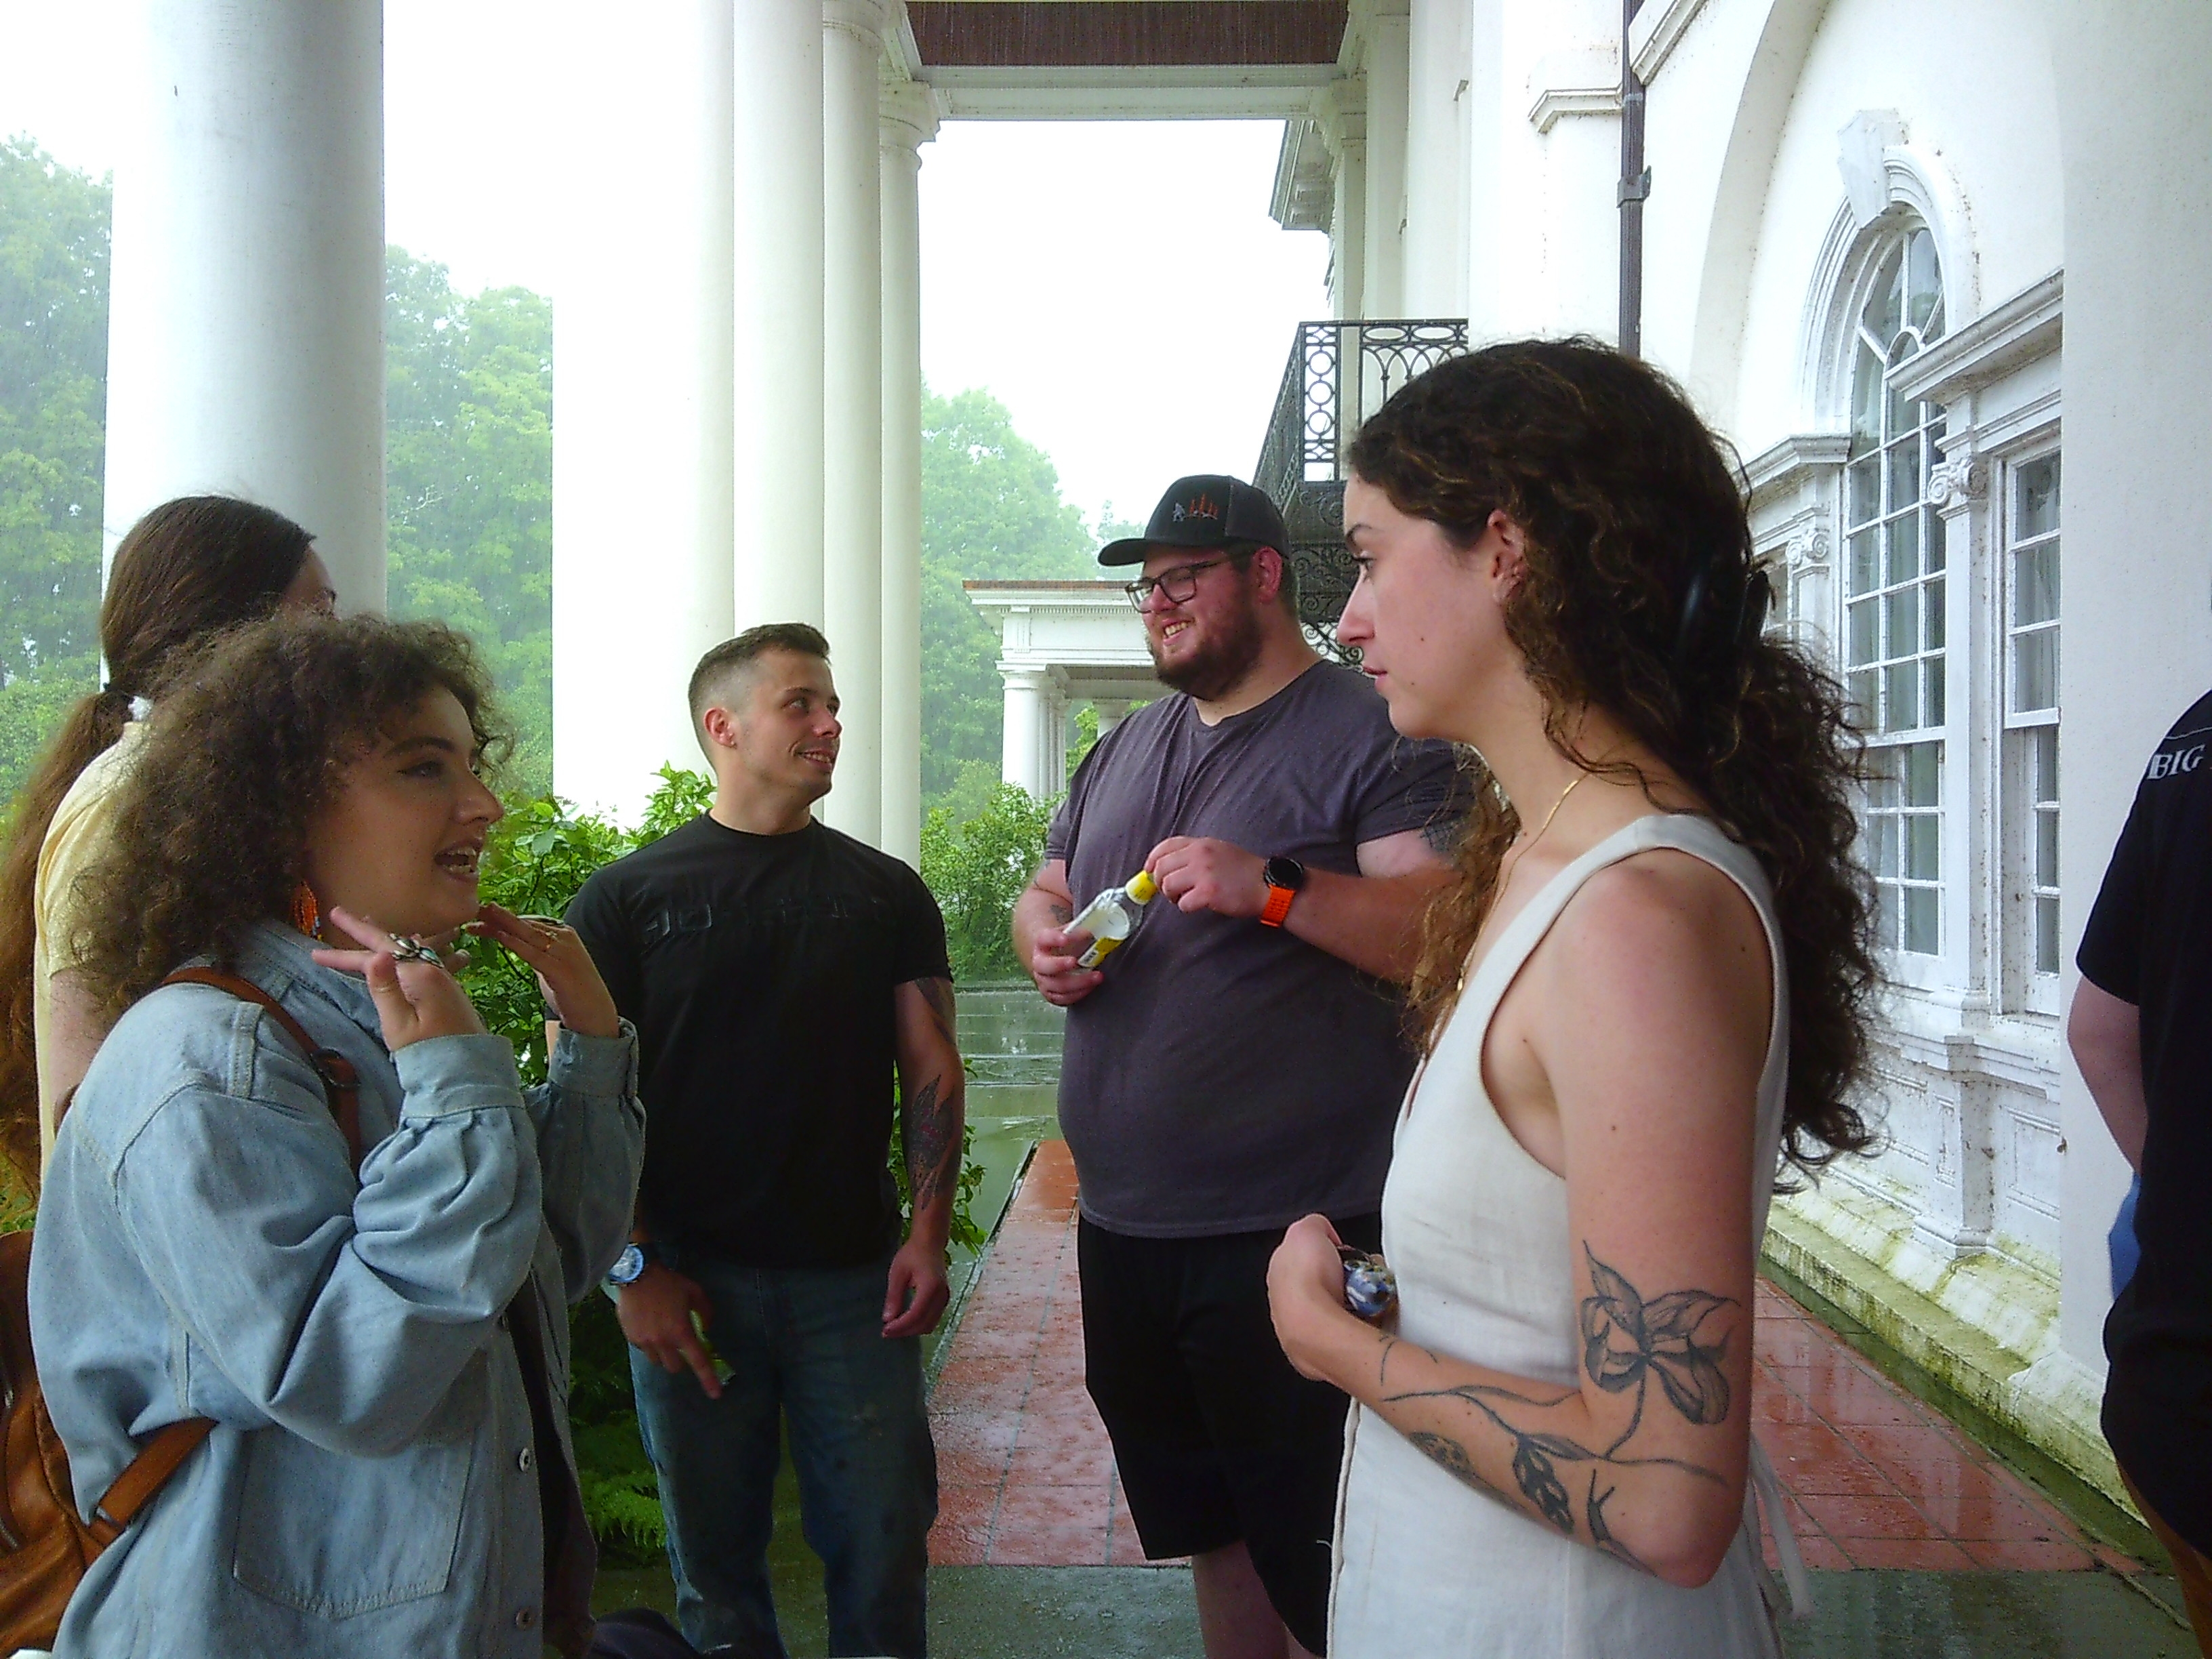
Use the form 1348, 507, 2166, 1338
1322, 87, 1368, 321
734, 0, 825, 629
103, 0, 386, 610
819, 0, 888, 846
880, 81, 939, 869
1361, 1, 1410, 320
552, 1, 736, 821
1000, 668, 1046, 798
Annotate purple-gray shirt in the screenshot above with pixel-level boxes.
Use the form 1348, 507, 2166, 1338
1046, 661, 1464, 1236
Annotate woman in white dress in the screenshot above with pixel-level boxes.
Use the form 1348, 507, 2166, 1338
1267, 340, 1876, 1657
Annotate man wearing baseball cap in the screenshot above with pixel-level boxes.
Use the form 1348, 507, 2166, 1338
1012, 474, 1464, 1658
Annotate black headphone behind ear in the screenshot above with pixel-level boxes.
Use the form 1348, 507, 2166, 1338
1671, 558, 1772, 673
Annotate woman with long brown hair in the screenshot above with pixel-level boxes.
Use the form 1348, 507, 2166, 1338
0, 494, 334, 1185
1265, 340, 1875, 1655
30, 611, 642, 1658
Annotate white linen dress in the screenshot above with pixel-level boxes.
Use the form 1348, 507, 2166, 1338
1329, 813, 1808, 1658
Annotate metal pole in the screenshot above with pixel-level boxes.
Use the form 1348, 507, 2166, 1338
1618, 0, 1650, 358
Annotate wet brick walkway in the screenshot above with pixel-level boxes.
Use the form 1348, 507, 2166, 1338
928, 1141, 2135, 1581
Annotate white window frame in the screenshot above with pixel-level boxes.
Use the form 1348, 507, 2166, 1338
2000, 447, 2062, 1014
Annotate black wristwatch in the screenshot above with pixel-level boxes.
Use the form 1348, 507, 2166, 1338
1259, 856, 1307, 928
606, 1242, 660, 1288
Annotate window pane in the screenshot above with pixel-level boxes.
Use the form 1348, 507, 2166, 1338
1875, 815, 1899, 877
1849, 598, 1880, 665
2035, 897, 2060, 975
1927, 653, 1945, 724
1851, 348, 1885, 451
1906, 886, 1939, 954
1877, 883, 1900, 949
1906, 741, 1940, 805
1885, 662, 1919, 730
1849, 529, 1879, 593
1925, 577, 1945, 649
1887, 509, 1919, 585
2015, 540, 2060, 626
1886, 436, 1922, 506
1908, 813, 1940, 880
1848, 458, 1881, 529
1906, 228, 1942, 334
2013, 630, 2057, 713
1865, 247, 1903, 346
2017, 455, 2060, 539
1923, 505, 1946, 571
1885, 587, 1918, 655
1887, 377, 1921, 438
2035, 806, 2059, 888
2034, 726, 2059, 803
1849, 670, 1877, 726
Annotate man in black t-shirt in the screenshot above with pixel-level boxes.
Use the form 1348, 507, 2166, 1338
565, 624, 961, 1659
2072, 691, 2212, 1653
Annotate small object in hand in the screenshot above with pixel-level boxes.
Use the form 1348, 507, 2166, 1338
690, 1310, 737, 1386
388, 934, 443, 966
1338, 1246, 1398, 1322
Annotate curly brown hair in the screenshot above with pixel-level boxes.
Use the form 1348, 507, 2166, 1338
0, 495, 315, 1188
1347, 338, 1876, 1172
69, 613, 508, 1022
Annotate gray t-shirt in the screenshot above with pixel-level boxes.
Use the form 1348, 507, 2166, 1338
1046, 661, 1464, 1237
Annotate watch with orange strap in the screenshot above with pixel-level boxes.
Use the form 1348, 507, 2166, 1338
1259, 856, 1307, 928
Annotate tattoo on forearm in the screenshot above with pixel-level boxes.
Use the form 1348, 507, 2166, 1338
1376, 1246, 1738, 1574
1047, 901, 1072, 926
901, 1075, 960, 1216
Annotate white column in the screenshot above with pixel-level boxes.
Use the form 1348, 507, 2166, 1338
879, 81, 939, 869
552, 1, 735, 821
1323, 90, 1368, 321
1360, 1, 1410, 320
734, 0, 825, 629
819, 0, 888, 846
103, 0, 386, 610
1000, 669, 1047, 798
1403, 0, 1470, 315
1044, 683, 1070, 798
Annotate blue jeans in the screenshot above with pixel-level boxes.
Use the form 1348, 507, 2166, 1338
630, 1250, 936, 1658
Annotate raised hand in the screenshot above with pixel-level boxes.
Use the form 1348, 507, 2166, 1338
466, 903, 621, 1038
311, 905, 489, 1050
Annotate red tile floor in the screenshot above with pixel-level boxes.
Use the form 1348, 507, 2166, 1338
928, 1141, 2135, 1580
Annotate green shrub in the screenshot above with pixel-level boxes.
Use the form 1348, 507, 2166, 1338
920, 782, 1055, 983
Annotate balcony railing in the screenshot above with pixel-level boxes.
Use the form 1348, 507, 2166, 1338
1252, 319, 1469, 638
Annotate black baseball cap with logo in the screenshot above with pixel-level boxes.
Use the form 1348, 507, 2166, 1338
1097, 474, 1290, 567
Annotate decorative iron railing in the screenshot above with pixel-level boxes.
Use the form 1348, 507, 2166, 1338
1252, 319, 1469, 642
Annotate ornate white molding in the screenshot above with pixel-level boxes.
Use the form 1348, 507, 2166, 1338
1529, 85, 1621, 134
880, 79, 941, 154
1890, 269, 2063, 408
824, 0, 892, 47
1527, 46, 1620, 134
1927, 457, 1990, 512
1742, 432, 1851, 501
1628, 0, 1710, 84
1788, 523, 1834, 569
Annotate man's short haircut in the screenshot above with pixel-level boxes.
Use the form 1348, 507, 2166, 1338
1227, 539, 1300, 617
688, 623, 832, 750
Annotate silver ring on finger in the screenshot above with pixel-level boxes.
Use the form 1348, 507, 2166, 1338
389, 935, 443, 966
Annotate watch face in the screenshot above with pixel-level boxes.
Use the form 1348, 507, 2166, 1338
610, 1244, 646, 1285
1264, 856, 1309, 892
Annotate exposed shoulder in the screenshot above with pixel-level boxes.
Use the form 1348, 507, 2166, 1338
1540, 843, 1769, 1010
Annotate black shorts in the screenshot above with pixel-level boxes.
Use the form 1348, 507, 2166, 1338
1078, 1212, 1382, 1656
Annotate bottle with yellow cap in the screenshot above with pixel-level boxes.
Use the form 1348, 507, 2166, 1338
1069, 869, 1160, 968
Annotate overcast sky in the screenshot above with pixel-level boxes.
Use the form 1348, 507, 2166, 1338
0, 0, 1330, 533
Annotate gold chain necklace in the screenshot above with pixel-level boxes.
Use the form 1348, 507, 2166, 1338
1462, 770, 1591, 983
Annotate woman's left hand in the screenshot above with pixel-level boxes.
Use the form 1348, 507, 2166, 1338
466, 903, 622, 1040
1267, 1213, 1355, 1382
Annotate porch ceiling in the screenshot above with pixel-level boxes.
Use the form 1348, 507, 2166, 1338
907, 1, 1349, 119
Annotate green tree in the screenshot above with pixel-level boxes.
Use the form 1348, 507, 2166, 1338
919, 781, 1057, 981
384, 249, 556, 796
0, 138, 110, 802
919, 387, 1098, 806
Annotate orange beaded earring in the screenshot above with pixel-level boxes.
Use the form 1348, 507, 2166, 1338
289, 882, 321, 939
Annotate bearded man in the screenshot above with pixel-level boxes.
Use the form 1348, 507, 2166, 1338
1012, 476, 1463, 1659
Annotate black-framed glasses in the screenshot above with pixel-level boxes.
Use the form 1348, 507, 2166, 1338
1124, 557, 1229, 611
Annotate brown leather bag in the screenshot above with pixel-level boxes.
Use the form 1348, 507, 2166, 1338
0, 966, 362, 1651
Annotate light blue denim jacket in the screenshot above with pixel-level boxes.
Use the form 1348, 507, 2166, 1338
28, 922, 644, 1658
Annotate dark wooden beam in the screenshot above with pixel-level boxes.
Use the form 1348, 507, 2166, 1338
908, 2, 1348, 68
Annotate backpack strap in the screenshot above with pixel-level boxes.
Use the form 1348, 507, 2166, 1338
161, 966, 364, 1170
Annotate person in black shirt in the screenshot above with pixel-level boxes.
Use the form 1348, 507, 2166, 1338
2071, 690, 2212, 1654
565, 624, 961, 1659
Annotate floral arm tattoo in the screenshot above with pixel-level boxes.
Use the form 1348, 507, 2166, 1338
1378, 1246, 1738, 1575
901, 978, 964, 1219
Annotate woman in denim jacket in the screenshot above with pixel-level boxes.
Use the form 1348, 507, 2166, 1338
28, 613, 644, 1658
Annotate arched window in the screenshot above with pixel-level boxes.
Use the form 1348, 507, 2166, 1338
1845, 225, 1947, 956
